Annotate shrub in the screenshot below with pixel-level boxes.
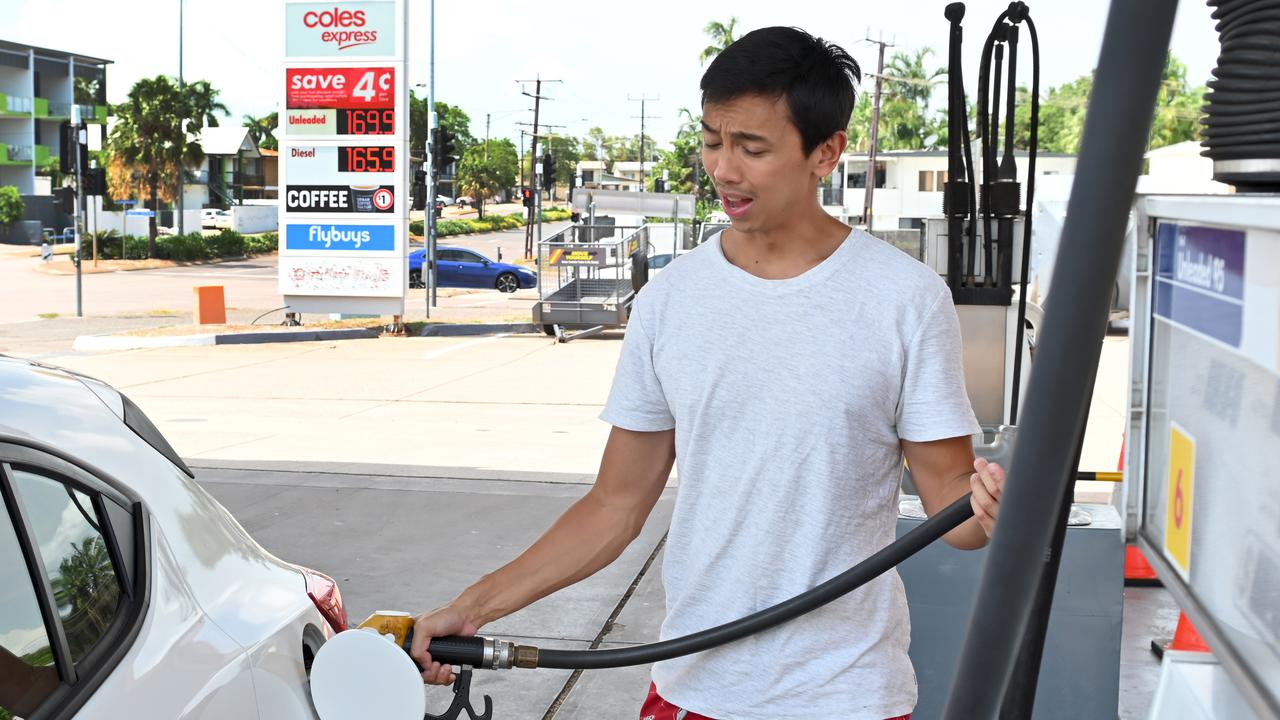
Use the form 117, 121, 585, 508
207, 229, 246, 258
0, 186, 23, 228
245, 232, 278, 255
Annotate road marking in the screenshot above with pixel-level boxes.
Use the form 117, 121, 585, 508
419, 333, 512, 360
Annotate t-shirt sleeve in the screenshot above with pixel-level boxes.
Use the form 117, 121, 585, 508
897, 287, 982, 442
599, 298, 676, 432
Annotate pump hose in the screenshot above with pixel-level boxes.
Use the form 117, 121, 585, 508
1203, 0, 1280, 187
425, 493, 975, 670
1009, 4, 1040, 426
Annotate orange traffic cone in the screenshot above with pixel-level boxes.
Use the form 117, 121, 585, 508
1151, 612, 1211, 659
1124, 545, 1161, 585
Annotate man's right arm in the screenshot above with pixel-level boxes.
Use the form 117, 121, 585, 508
411, 425, 675, 683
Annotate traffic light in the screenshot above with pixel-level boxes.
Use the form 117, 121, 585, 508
412, 168, 427, 211
434, 127, 456, 177
541, 153, 556, 188
521, 187, 533, 208
654, 178, 666, 193
83, 167, 107, 196
59, 121, 87, 175
52, 187, 75, 214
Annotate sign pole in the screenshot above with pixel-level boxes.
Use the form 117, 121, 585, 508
72, 105, 83, 317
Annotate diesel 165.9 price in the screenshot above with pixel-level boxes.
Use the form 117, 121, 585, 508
338, 146, 395, 173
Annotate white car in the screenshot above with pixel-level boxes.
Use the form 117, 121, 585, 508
0, 356, 344, 719
201, 208, 231, 230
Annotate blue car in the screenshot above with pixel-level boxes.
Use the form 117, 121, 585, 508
408, 246, 538, 293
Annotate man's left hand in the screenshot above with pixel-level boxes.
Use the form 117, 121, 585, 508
970, 458, 1006, 537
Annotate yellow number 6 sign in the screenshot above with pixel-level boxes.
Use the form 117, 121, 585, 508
1165, 423, 1196, 578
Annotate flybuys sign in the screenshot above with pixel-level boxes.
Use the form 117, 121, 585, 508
286, 223, 396, 251
286, 2, 396, 57
286, 185, 395, 213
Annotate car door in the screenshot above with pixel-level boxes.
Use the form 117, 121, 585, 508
0, 445, 145, 720
435, 249, 465, 288
454, 250, 493, 289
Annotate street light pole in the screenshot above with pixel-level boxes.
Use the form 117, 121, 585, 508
177, 0, 185, 237
427, 0, 437, 312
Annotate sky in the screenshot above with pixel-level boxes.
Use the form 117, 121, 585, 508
7, 0, 1220, 154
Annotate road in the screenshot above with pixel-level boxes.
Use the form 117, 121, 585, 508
200, 463, 671, 720
15, 324, 1158, 718
0, 220, 571, 325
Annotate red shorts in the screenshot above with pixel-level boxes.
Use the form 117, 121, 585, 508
640, 682, 911, 720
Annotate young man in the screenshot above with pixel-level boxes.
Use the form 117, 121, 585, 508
412, 27, 1006, 719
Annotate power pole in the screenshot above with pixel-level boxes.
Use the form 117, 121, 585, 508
516, 76, 562, 258
629, 94, 659, 190
485, 113, 490, 159
862, 32, 893, 231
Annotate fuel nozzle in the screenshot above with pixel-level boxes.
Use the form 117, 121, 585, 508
356, 611, 537, 670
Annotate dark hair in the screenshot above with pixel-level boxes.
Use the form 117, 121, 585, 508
700, 27, 861, 155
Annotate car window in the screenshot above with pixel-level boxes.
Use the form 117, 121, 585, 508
458, 251, 486, 264
0, 489, 59, 719
437, 249, 460, 262
11, 469, 122, 667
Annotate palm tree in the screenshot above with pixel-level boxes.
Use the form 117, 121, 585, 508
700, 17, 739, 65
185, 79, 228, 129
884, 48, 946, 108
108, 76, 205, 255
242, 112, 279, 150
50, 536, 118, 656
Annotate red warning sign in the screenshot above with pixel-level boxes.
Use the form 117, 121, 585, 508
287, 67, 395, 109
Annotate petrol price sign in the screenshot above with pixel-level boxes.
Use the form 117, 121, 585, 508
285, 67, 397, 136
286, 145, 396, 185
282, 0, 407, 311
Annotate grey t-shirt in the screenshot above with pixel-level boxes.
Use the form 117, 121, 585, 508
601, 228, 979, 719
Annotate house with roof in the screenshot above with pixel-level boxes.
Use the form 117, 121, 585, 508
824, 148, 1078, 229
575, 159, 643, 192
188, 125, 262, 209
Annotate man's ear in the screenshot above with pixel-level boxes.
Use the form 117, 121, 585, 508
813, 130, 848, 178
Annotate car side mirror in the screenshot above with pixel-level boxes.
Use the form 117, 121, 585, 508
482, 260, 491, 266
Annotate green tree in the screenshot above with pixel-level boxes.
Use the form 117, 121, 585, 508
456, 138, 517, 218
1149, 53, 1207, 150
408, 95, 476, 162
107, 75, 205, 254
0, 186, 24, 230
74, 75, 102, 106
184, 79, 228, 129
1005, 52, 1204, 154
849, 48, 946, 152
701, 17, 739, 65
242, 112, 278, 150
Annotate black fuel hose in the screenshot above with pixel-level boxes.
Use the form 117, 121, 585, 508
1009, 5, 1039, 426
426, 493, 976, 670
1203, 0, 1280, 187
975, 14, 1012, 285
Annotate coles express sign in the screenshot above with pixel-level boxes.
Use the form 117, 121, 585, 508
286, 2, 396, 57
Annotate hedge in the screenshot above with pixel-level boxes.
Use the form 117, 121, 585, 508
79, 230, 279, 261
410, 208, 572, 238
